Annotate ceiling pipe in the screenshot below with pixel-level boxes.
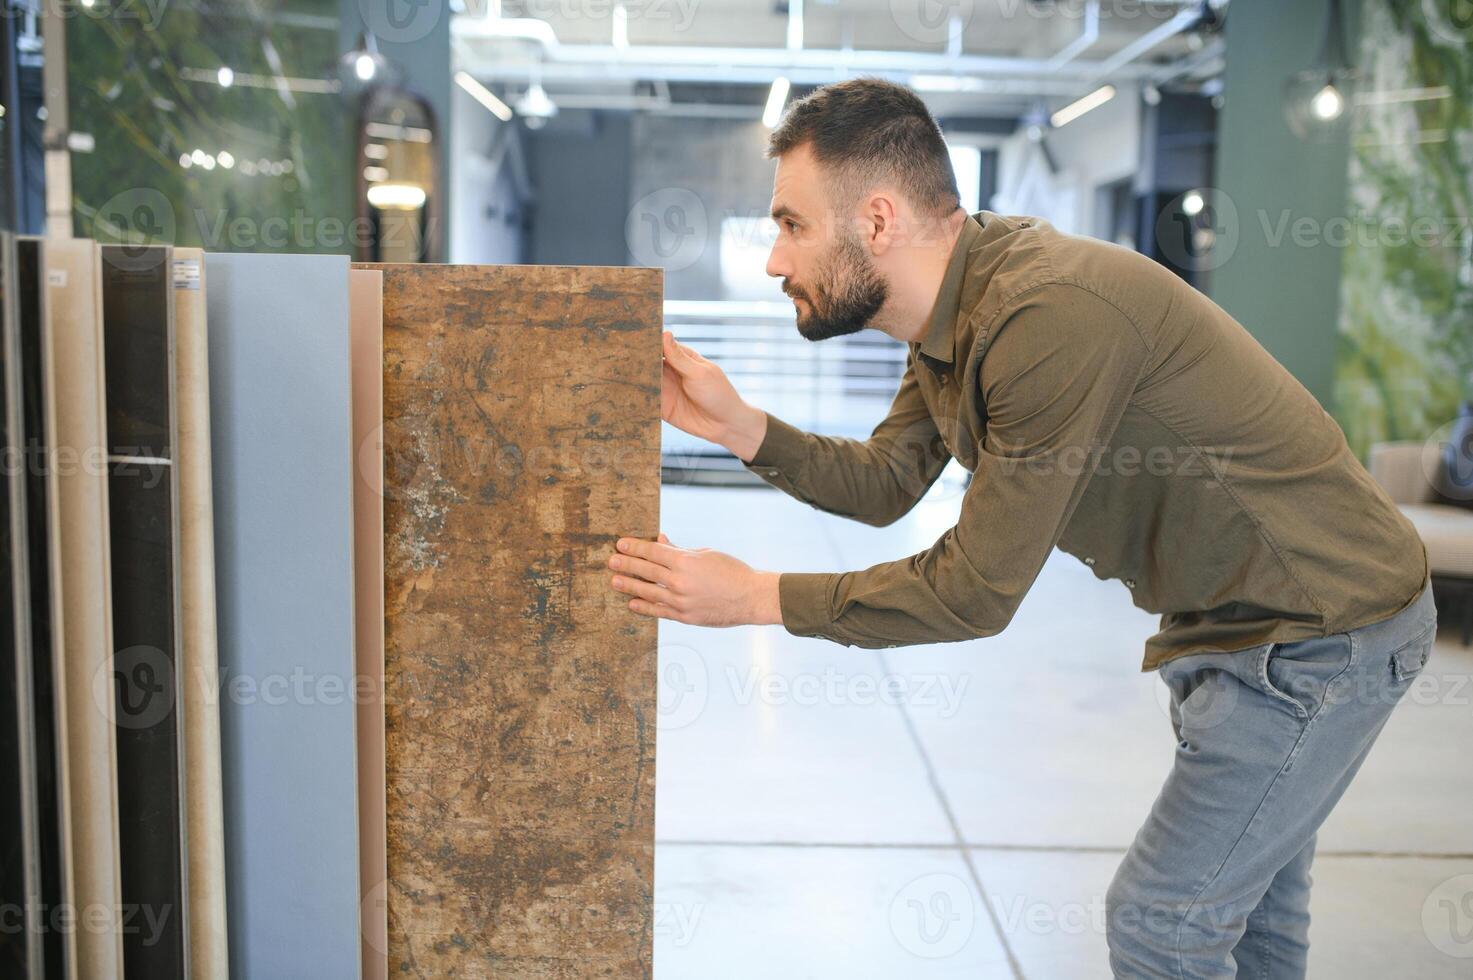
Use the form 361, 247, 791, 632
452, 1, 1215, 99
1091, 4, 1204, 79
455, 32, 1176, 82
462, 16, 560, 49
466, 58, 1098, 96
947, 14, 963, 60
786, 0, 803, 51
1149, 36, 1226, 84
552, 84, 674, 112
1046, 0, 1100, 71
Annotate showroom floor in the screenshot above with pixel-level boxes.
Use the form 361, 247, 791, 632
652, 482, 1473, 979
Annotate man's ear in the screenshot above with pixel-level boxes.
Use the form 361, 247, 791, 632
864, 192, 901, 256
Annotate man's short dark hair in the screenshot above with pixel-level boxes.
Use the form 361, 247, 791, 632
766, 77, 962, 220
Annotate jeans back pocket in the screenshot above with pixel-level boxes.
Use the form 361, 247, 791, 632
1390, 625, 1435, 684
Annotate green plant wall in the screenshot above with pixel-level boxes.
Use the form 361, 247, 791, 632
67, 1, 355, 253
1335, 0, 1473, 457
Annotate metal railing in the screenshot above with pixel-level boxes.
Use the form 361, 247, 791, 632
661, 300, 908, 486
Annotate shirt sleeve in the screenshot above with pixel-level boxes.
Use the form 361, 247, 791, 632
777, 286, 1151, 647
741, 350, 952, 528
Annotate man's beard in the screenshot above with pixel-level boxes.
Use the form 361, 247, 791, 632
784, 232, 888, 342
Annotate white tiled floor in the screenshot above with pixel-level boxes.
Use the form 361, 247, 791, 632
653, 483, 1473, 978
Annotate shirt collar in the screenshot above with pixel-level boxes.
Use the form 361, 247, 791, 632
917, 210, 987, 365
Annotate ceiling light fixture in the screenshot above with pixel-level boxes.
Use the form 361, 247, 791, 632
455, 71, 513, 122
515, 82, 558, 126
340, 32, 393, 89
763, 77, 791, 129
1283, 0, 1357, 142
1050, 84, 1115, 128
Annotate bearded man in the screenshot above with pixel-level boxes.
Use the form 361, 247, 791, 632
606, 78, 1431, 979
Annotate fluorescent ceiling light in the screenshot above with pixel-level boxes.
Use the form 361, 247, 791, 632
763, 77, 791, 129
454, 71, 513, 122
367, 182, 427, 210
1049, 84, 1115, 128
911, 74, 965, 92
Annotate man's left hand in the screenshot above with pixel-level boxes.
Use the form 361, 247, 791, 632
608, 533, 782, 627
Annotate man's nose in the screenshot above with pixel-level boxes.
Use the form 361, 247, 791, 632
766, 242, 790, 280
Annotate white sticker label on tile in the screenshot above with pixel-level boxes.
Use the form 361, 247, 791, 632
173, 259, 201, 291
47, 269, 66, 287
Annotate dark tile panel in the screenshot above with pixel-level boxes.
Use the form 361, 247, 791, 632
101, 244, 186, 979
16, 238, 64, 980
106, 462, 185, 978
99, 248, 172, 459
0, 234, 37, 978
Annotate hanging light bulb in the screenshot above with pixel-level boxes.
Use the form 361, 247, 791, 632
1283, 0, 1357, 142
514, 62, 557, 126
340, 32, 394, 90
1310, 83, 1344, 121
515, 82, 557, 121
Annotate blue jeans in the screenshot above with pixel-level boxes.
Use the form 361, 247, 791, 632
1107, 581, 1437, 978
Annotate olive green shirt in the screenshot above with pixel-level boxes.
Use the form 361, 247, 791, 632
744, 210, 1428, 670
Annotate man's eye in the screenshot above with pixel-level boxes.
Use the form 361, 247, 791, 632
784, 220, 797, 233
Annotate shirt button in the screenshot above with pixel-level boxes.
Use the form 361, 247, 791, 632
1125, 579, 1137, 589
1084, 557, 1095, 567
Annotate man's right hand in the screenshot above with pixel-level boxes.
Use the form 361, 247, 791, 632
661, 331, 768, 463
